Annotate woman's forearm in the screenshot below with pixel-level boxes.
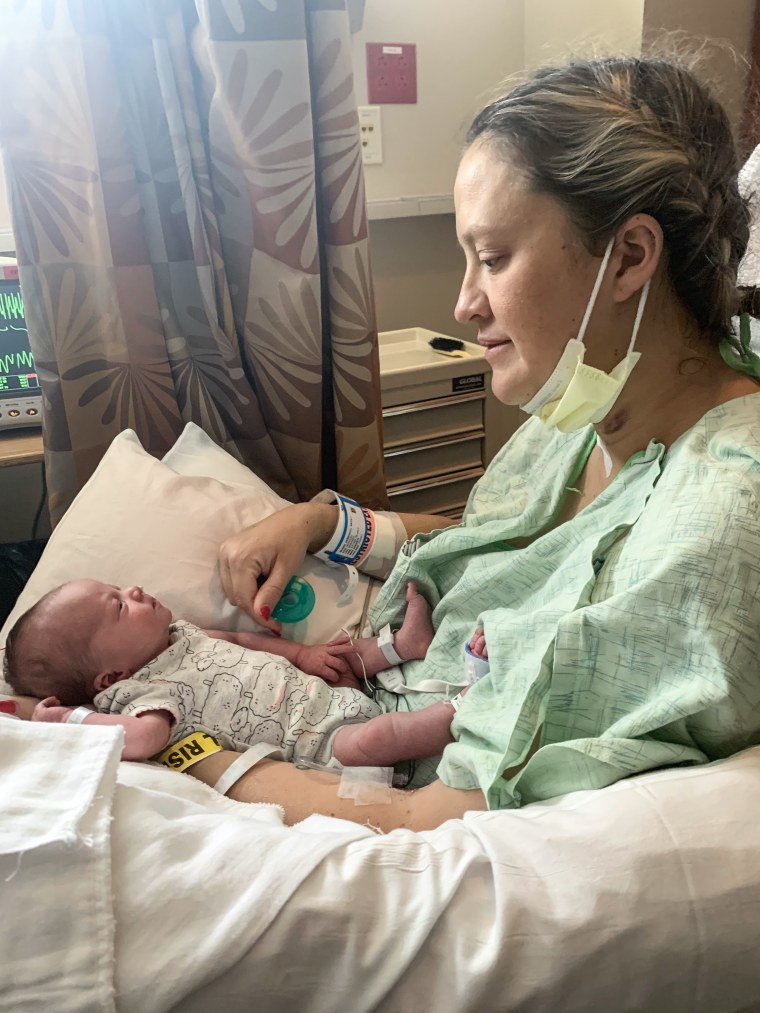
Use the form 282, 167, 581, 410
219, 500, 459, 631
302, 503, 455, 552
189, 751, 485, 832
304, 502, 341, 552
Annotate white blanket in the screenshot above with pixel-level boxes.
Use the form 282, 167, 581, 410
3, 717, 760, 1012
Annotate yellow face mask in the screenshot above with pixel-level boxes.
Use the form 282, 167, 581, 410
521, 237, 650, 433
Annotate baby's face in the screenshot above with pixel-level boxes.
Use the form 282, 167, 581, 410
56, 579, 173, 688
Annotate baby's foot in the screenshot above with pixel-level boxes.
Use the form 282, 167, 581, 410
393, 582, 434, 662
468, 627, 488, 660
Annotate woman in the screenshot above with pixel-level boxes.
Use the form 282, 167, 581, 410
192, 55, 760, 831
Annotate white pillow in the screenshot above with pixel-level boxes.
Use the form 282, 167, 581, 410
0, 428, 373, 685
161, 422, 291, 502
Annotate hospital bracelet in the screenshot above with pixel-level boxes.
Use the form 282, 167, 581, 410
311, 490, 406, 578
65, 707, 93, 724
156, 731, 224, 772
312, 489, 372, 566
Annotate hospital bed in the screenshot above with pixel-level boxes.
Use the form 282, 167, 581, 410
2, 423, 759, 1011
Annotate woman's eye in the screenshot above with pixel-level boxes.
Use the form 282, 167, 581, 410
480, 256, 503, 270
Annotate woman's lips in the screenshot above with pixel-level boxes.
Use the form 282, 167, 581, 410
481, 339, 512, 361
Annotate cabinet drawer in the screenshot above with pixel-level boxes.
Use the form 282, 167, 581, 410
382, 392, 485, 448
385, 433, 484, 486
387, 468, 484, 515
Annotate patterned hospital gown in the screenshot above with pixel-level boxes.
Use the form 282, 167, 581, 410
95, 622, 382, 766
369, 394, 760, 808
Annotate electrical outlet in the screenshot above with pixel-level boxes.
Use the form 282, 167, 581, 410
358, 105, 383, 165
366, 42, 417, 104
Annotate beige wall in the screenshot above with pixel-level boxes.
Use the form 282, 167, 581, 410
524, 0, 645, 68
369, 0, 756, 337
368, 213, 472, 341
643, 0, 755, 134
352, 0, 524, 204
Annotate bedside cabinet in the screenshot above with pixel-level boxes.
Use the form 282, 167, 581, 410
378, 328, 522, 519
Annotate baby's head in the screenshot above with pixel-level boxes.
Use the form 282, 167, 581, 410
3, 579, 173, 705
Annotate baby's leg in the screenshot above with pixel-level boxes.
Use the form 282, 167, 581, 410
349, 582, 434, 679
332, 699, 455, 767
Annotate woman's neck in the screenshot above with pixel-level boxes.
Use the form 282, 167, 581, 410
592, 318, 760, 472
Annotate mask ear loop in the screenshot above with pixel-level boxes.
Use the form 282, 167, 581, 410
591, 268, 652, 445
625, 278, 650, 357
580, 236, 651, 359
576, 236, 616, 346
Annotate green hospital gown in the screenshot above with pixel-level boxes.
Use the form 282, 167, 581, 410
368, 393, 760, 809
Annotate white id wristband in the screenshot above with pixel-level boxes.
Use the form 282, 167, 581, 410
311, 491, 406, 579
377, 624, 404, 666
312, 490, 371, 566
212, 742, 284, 796
65, 707, 93, 724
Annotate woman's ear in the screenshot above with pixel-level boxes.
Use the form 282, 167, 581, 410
611, 214, 663, 303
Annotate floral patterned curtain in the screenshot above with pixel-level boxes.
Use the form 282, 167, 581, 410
0, 0, 387, 525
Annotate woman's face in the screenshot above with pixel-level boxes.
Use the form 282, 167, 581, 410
453, 140, 607, 406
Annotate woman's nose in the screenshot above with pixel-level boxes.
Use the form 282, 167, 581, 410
125, 585, 144, 601
454, 274, 490, 325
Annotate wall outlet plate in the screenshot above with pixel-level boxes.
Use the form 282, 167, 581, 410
358, 105, 383, 165
366, 42, 417, 104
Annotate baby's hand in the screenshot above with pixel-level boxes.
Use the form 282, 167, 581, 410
468, 628, 488, 660
31, 696, 75, 723
295, 641, 356, 682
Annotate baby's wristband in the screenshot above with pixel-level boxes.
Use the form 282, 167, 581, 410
377, 624, 404, 666
156, 731, 223, 772
65, 707, 93, 724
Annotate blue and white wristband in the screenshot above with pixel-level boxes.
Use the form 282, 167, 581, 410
311, 490, 407, 581
313, 490, 372, 567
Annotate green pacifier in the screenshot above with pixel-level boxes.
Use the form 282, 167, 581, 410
272, 576, 316, 624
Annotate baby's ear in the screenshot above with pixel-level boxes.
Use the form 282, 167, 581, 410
93, 670, 128, 692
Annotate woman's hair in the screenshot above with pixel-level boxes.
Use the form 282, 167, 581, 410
3, 587, 95, 705
466, 56, 750, 341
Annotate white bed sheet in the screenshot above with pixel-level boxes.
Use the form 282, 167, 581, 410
3, 716, 760, 1012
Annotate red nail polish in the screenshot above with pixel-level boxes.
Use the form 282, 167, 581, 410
0, 700, 17, 714
261, 605, 271, 620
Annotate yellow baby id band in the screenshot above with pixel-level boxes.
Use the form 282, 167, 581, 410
156, 731, 223, 772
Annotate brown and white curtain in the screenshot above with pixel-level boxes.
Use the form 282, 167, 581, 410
0, 0, 387, 525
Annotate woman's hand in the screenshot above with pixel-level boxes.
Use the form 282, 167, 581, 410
2, 695, 39, 720
219, 502, 338, 631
